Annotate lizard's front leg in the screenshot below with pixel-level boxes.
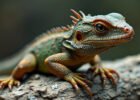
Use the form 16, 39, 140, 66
89, 55, 119, 86
44, 52, 93, 96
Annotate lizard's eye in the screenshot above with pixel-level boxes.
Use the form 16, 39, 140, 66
94, 22, 109, 35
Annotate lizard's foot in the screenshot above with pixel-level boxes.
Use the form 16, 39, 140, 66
0, 77, 20, 90
90, 66, 119, 86
64, 73, 93, 96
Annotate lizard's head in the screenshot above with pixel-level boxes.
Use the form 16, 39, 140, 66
66, 9, 134, 50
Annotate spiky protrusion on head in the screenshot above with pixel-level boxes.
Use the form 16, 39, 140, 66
70, 9, 86, 25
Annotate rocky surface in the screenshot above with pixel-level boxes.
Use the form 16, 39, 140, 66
0, 54, 140, 100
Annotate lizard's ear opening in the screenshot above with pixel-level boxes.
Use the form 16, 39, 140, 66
75, 31, 83, 41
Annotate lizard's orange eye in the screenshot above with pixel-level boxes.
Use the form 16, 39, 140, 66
94, 22, 109, 35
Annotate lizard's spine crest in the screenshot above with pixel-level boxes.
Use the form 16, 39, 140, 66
47, 25, 72, 34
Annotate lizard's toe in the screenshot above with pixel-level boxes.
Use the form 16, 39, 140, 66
64, 73, 93, 96
104, 68, 118, 86
0, 77, 20, 90
90, 66, 119, 86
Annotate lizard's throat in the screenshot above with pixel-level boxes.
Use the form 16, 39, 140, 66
75, 46, 111, 56
64, 40, 111, 56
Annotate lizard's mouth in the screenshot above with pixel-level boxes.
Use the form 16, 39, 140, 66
83, 27, 134, 47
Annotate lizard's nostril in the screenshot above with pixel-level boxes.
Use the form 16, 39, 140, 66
123, 27, 135, 37
124, 27, 131, 33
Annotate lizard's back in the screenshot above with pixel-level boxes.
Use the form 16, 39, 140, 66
29, 32, 66, 73
0, 28, 67, 74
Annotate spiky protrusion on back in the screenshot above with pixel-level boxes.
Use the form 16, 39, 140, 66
47, 25, 72, 34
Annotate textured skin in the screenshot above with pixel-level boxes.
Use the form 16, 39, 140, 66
30, 33, 65, 73
0, 9, 134, 96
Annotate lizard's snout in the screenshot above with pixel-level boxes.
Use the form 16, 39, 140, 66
123, 27, 134, 35
123, 27, 131, 33
122, 26, 134, 40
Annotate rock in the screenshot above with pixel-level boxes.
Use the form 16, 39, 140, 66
0, 54, 140, 100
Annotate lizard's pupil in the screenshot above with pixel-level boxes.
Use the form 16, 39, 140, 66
95, 23, 108, 33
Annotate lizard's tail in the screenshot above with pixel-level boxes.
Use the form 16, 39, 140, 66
0, 50, 25, 75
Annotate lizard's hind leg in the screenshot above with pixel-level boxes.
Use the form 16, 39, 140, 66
0, 53, 36, 89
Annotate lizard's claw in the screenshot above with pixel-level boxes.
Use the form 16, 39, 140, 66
90, 66, 119, 86
64, 73, 93, 96
0, 77, 20, 90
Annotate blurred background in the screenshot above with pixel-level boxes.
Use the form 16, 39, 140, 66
0, 0, 139, 60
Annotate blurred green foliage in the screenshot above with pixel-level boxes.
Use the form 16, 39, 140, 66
0, 0, 139, 60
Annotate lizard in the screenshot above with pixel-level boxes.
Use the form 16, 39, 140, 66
0, 9, 134, 96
